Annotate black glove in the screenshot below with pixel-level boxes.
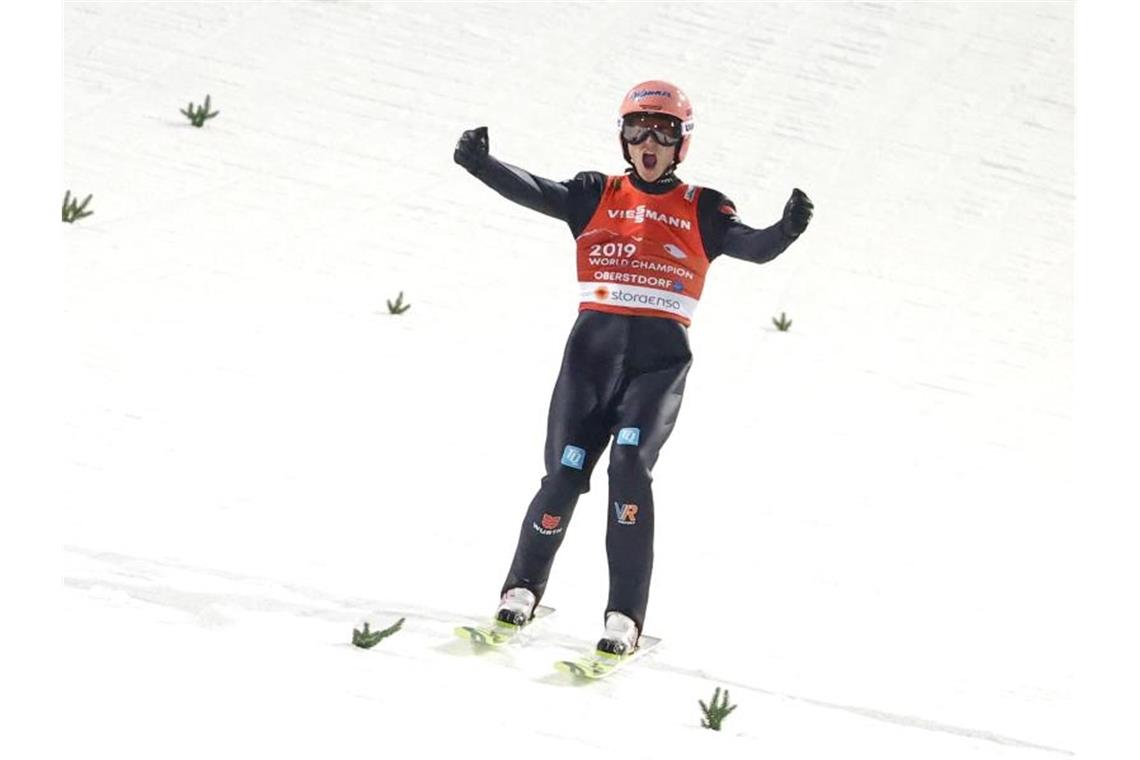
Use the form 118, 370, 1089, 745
780, 188, 813, 238
454, 126, 489, 173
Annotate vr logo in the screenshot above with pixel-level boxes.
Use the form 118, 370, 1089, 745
616, 427, 641, 446
613, 501, 639, 526
561, 445, 586, 470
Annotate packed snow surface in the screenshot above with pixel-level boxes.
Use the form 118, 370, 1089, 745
64, 3, 1073, 758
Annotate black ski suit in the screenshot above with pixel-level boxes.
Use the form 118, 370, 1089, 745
461, 154, 799, 633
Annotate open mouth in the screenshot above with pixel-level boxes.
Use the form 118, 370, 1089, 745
642, 153, 658, 170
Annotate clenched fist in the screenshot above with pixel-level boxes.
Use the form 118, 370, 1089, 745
780, 188, 814, 238
454, 126, 490, 172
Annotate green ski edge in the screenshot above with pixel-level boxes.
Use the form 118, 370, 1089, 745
554, 635, 662, 679
453, 605, 555, 646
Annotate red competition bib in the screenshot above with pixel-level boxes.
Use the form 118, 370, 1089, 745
575, 176, 710, 326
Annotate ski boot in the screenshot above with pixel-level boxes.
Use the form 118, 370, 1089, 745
595, 611, 639, 657
495, 587, 537, 628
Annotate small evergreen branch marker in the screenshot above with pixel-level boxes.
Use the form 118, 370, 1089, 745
699, 686, 738, 731
772, 311, 793, 331
352, 617, 405, 649
387, 291, 411, 315
62, 190, 94, 223
181, 94, 219, 127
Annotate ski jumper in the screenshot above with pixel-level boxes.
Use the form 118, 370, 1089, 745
462, 156, 798, 633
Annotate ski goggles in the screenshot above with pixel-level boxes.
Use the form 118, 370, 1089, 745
620, 113, 683, 146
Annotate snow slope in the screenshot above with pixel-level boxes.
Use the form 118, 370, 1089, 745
63, 3, 1073, 758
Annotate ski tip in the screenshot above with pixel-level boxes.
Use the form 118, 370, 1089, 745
554, 660, 591, 678
554, 658, 610, 679
454, 625, 503, 645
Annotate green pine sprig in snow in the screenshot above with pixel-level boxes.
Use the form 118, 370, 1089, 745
62, 190, 94, 223
181, 94, 219, 127
352, 618, 405, 649
699, 686, 738, 731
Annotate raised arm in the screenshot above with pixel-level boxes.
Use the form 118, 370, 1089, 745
700, 188, 814, 264
454, 126, 572, 222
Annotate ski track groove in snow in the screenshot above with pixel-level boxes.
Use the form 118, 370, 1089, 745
66, 545, 1072, 757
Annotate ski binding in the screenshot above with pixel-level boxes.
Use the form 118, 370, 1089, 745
554, 634, 662, 679
453, 605, 555, 646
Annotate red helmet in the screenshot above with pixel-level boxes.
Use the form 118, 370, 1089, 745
618, 80, 695, 164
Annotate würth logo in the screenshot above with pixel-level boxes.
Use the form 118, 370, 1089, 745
533, 512, 564, 536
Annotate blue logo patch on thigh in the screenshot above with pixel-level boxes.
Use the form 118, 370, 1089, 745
616, 427, 641, 446
561, 445, 586, 470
